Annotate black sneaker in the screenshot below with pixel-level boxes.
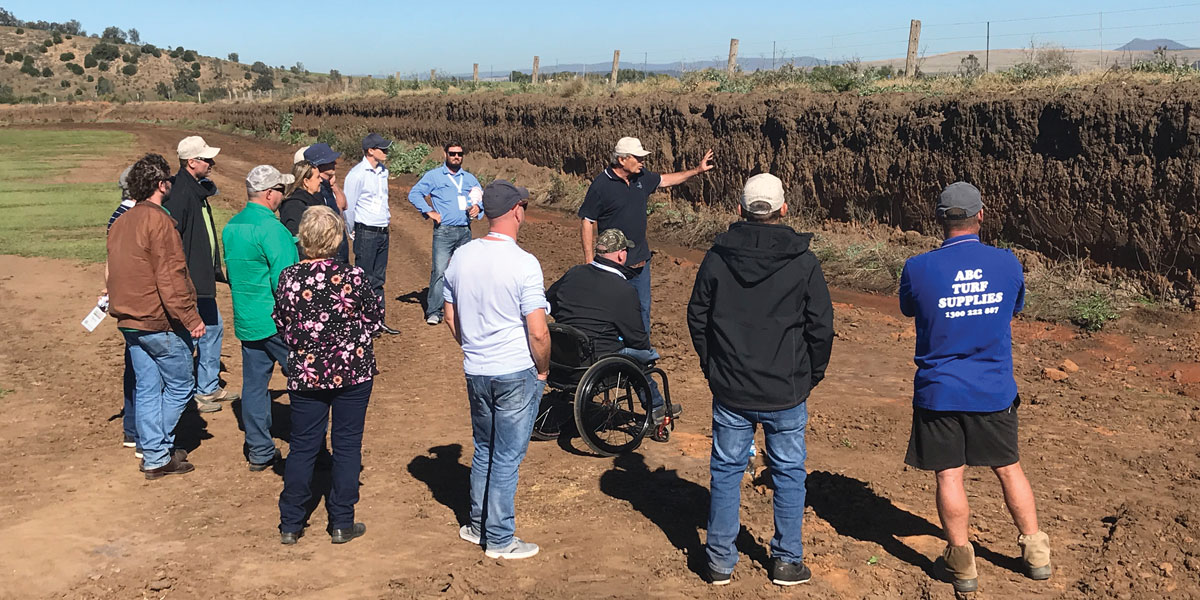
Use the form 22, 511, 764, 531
249, 448, 282, 472
770, 560, 812, 586
122, 434, 137, 448
706, 567, 731, 586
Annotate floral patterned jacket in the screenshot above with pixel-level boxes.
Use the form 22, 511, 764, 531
273, 259, 382, 390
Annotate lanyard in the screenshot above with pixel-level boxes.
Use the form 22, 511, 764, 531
446, 172, 465, 194
485, 232, 515, 243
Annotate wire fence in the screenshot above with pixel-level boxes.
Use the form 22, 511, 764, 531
407, 2, 1200, 81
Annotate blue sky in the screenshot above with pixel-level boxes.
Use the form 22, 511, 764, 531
5, 0, 1199, 75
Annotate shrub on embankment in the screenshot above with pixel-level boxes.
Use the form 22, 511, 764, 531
4, 83, 1200, 298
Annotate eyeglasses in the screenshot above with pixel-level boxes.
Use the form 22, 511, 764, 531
447, 151, 464, 157
518, 200, 529, 210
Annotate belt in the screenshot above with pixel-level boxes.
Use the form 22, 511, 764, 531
356, 224, 388, 233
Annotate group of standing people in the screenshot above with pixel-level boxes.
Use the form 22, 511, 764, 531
103, 128, 1052, 592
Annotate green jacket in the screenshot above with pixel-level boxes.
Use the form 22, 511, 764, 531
222, 202, 298, 341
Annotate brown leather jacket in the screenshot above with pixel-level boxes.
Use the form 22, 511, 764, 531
106, 202, 203, 332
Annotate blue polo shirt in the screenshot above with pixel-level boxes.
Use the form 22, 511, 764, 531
899, 234, 1024, 413
578, 168, 661, 266
407, 165, 483, 227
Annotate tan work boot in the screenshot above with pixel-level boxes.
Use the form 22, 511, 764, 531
1018, 531, 1052, 580
942, 543, 978, 593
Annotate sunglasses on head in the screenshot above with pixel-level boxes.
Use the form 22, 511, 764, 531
447, 151, 464, 157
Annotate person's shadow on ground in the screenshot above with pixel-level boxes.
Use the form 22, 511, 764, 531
805, 470, 1022, 580
599, 453, 768, 577
396, 288, 430, 315
407, 444, 472, 527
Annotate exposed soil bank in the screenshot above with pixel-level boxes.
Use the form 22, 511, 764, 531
5, 84, 1200, 293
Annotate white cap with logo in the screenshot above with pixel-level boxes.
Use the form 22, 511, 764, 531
245, 165, 295, 193
741, 173, 786, 215
614, 136, 651, 157
293, 145, 311, 165
177, 136, 220, 161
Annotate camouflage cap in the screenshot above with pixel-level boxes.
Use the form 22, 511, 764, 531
595, 228, 635, 254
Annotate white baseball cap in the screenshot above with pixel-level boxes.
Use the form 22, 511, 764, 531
293, 145, 311, 165
614, 136, 651, 157
177, 136, 220, 161
741, 174, 786, 215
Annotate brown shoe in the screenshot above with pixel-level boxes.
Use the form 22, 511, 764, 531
144, 454, 195, 480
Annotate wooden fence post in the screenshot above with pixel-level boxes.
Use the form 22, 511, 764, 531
727, 38, 739, 75
905, 19, 922, 78
473, 63, 479, 82
611, 50, 621, 87
430, 69, 436, 81
532, 56, 540, 84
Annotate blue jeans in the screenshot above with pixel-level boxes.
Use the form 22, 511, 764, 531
465, 367, 544, 550
123, 330, 196, 470
240, 334, 290, 464
707, 400, 809, 573
280, 380, 372, 533
627, 260, 652, 335
194, 297, 224, 396
428, 224, 472, 319
354, 224, 390, 320
122, 345, 137, 442
616, 347, 665, 410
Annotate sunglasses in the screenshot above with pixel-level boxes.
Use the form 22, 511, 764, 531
518, 200, 529, 210
447, 151, 464, 157
194, 157, 215, 165
270, 185, 286, 193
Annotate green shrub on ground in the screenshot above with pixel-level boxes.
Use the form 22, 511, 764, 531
58, 52, 74, 61
121, 64, 137, 76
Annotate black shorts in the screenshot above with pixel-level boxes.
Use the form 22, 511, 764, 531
904, 398, 1020, 471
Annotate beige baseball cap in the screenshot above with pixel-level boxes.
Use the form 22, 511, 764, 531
741, 174, 786, 215
614, 136, 651, 157
293, 145, 311, 165
177, 136, 220, 161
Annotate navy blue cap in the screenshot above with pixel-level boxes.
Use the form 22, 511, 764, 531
303, 143, 341, 166
483, 180, 530, 218
361, 132, 393, 151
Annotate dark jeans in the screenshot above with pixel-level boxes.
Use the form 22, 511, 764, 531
279, 380, 373, 533
627, 260, 652, 335
240, 334, 290, 464
428, 224, 472, 319
354, 224, 390, 321
122, 344, 137, 442
616, 346, 665, 410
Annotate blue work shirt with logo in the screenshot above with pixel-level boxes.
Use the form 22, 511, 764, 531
407, 165, 483, 227
899, 234, 1025, 413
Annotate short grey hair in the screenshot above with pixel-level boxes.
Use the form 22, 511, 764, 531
610, 152, 631, 165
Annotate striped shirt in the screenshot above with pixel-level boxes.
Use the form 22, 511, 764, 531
107, 199, 136, 232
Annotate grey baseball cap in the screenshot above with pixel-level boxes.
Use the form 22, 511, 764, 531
937, 182, 983, 219
245, 165, 295, 193
361, 132, 393, 151
482, 179, 530, 218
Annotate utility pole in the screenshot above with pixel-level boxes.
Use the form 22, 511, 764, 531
727, 38, 739, 75
1099, 12, 1104, 68
610, 50, 621, 88
772, 41, 776, 69
986, 21, 990, 72
905, 19, 922, 78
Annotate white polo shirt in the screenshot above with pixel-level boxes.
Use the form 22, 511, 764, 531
443, 234, 549, 376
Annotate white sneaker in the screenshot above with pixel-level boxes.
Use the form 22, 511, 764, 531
485, 538, 539, 559
425, 314, 441, 325
134, 449, 143, 459
459, 524, 481, 545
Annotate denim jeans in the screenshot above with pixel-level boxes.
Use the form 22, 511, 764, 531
279, 380, 372, 533
428, 224, 472, 319
123, 330, 196, 470
240, 334, 290, 464
122, 345, 137, 443
465, 367, 544, 550
706, 400, 809, 573
353, 224, 390, 320
194, 297, 224, 396
616, 347, 665, 410
627, 260, 652, 335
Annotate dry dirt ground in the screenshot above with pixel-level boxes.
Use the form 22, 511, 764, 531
0, 123, 1198, 600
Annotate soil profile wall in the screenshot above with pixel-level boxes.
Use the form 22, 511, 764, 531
6, 86, 1199, 284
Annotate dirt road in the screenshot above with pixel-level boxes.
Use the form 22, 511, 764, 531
0, 123, 1197, 600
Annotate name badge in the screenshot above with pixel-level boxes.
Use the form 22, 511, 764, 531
457, 195, 468, 210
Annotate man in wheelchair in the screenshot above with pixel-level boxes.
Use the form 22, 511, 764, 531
546, 229, 681, 427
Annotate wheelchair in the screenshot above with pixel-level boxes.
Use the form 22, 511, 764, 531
532, 323, 675, 456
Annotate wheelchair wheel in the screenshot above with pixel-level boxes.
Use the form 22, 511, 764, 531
532, 390, 572, 441
573, 356, 652, 456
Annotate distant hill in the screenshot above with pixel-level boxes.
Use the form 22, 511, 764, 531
1117, 38, 1193, 51
0, 24, 332, 102
487, 55, 831, 79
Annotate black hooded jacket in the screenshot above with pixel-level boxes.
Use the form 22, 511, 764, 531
163, 168, 224, 298
687, 221, 834, 411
